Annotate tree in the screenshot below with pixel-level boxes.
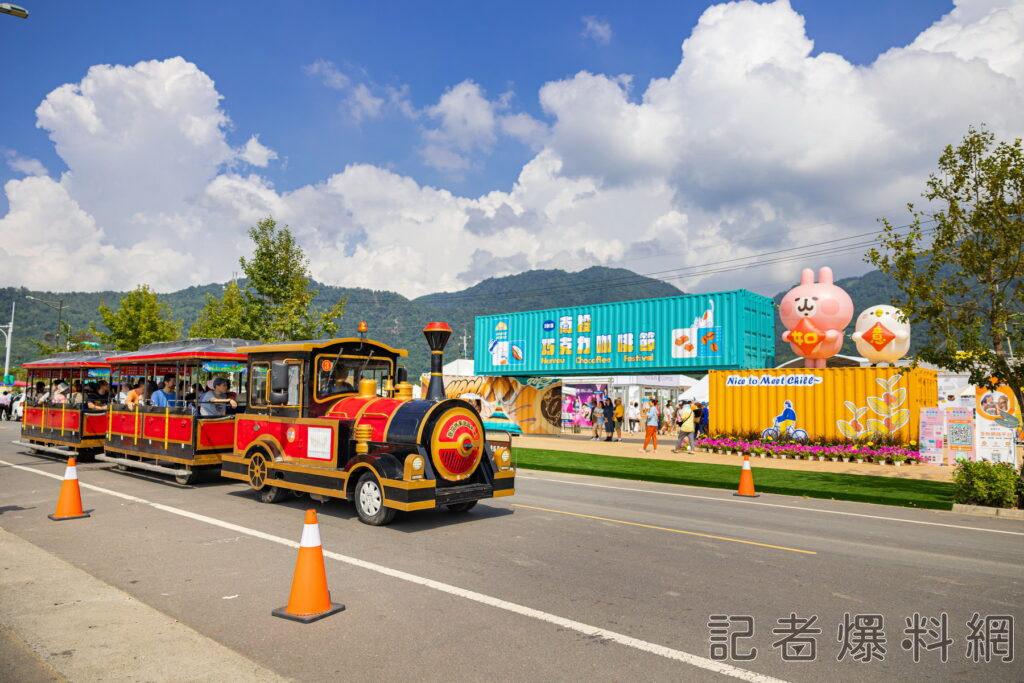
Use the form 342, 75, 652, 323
189, 280, 256, 340
867, 126, 1024, 424
32, 321, 101, 355
96, 284, 181, 351
239, 217, 346, 341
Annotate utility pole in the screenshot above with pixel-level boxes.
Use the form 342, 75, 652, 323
26, 295, 65, 350
0, 301, 13, 384
460, 329, 470, 358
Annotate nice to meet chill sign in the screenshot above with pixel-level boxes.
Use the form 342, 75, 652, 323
725, 374, 823, 387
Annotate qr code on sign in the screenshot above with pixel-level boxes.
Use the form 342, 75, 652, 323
949, 423, 973, 447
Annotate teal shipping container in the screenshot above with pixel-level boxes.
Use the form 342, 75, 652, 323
474, 289, 775, 376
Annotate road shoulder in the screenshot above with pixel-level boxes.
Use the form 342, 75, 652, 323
0, 526, 286, 682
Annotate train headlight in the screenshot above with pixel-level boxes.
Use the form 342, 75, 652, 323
407, 455, 425, 480
494, 448, 512, 470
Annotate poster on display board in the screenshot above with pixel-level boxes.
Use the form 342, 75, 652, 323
945, 407, 975, 464
917, 407, 946, 465
974, 381, 1023, 444
561, 384, 608, 428
975, 421, 1016, 464
937, 374, 969, 407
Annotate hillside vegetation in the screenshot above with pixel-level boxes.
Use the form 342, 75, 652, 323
4, 265, 920, 376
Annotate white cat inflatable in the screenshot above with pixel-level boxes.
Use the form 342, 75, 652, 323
854, 305, 910, 365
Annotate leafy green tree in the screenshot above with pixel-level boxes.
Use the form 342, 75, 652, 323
96, 284, 181, 351
867, 126, 1024, 423
240, 217, 346, 341
189, 280, 256, 339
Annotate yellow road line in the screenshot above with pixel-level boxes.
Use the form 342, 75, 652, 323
514, 504, 817, 555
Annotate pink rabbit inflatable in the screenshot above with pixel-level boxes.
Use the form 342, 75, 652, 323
779, 267, 854, 368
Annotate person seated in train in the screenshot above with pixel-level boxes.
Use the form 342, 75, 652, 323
48, 382, 69, 404
68, 381, 85, 405
124, 379, 147, 409
86, 381, 110, 410
30, 380, 46, 404
184, 382, 201, 404
333, 368, 355, 393
150, 374, 179, 408
199, 377, 237, 416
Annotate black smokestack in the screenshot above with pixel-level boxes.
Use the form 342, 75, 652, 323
423, 322, 452, 401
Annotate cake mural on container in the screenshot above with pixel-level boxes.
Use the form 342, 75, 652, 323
672, 298, 722, 359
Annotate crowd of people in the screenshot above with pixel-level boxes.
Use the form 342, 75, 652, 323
579, 395, 709, 452
634, 398, 709, 454
21, 375, 241, 416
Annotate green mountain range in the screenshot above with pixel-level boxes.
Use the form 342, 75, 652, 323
1, 265, 911, 377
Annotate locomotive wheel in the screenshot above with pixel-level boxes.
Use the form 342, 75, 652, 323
445, 501, 478, 513
248, 449, 286, 504
354, 471, 396, 526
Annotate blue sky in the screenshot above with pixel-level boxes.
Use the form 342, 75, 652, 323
0, 0, 953, 200
1, 0, 1018, 298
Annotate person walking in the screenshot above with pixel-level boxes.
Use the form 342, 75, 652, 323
626, 401, 640, 433
613, 398, 624, 441
639, 398, 660, 453
698, 402, 710, 437
691, 402, 703, 438
602, 398, 615, 441
0, 391, 10, 421
672, 400, 696, 453
661, 401, 674, 435
591, 398, 604, 440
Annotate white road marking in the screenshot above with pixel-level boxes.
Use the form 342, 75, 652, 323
1, 458, 786, 683
518, 473, 1024, 536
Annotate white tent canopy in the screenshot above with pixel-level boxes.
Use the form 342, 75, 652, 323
679, 375, 709, 403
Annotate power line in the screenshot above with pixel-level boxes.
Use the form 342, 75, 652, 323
341, 219, 935, 306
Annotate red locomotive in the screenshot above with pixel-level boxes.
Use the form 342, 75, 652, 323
219, 322, 514, 525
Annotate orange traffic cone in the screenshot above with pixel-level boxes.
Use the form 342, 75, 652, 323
272, 509, 345, 623
734, 454, 759, 498
49, 457, 91, 521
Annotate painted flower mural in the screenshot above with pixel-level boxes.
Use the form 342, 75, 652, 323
837, 375, 910, 439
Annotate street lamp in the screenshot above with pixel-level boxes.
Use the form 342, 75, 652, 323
0, 4, 29, 19
26, 295, 65, 350
0, 302, 13, 385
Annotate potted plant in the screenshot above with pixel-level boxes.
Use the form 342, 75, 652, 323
891, 452, 907, 467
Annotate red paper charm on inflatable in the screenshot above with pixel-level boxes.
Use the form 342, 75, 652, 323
861, 322, 895, 353
788, 317, 824, 356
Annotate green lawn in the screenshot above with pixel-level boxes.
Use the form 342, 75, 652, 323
514, 448, 956, 511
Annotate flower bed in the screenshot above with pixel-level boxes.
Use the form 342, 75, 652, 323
696, 437, 924, 465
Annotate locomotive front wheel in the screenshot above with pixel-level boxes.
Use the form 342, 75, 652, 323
248, 449, 286, 504
354, 472, 396, 526
445, 501, 478, 513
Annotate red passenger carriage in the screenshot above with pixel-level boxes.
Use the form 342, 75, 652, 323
101, 339, 253, 484
19, 351, 113, 459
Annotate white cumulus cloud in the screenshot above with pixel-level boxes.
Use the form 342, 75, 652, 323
238, 135, 278, 167
581, 16, 613, 45
1, 0, 1022, 300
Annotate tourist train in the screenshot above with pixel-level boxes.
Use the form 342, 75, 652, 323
17, 323, 515, 525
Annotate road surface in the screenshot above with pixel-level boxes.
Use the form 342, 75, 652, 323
0, 440, 1020, 681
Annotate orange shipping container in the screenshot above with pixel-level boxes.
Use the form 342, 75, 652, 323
709, 367, 937, 444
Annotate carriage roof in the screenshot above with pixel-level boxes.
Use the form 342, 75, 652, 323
105, 338, 256, 364
23, 350, 113, 369
238, 337, 408, 357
